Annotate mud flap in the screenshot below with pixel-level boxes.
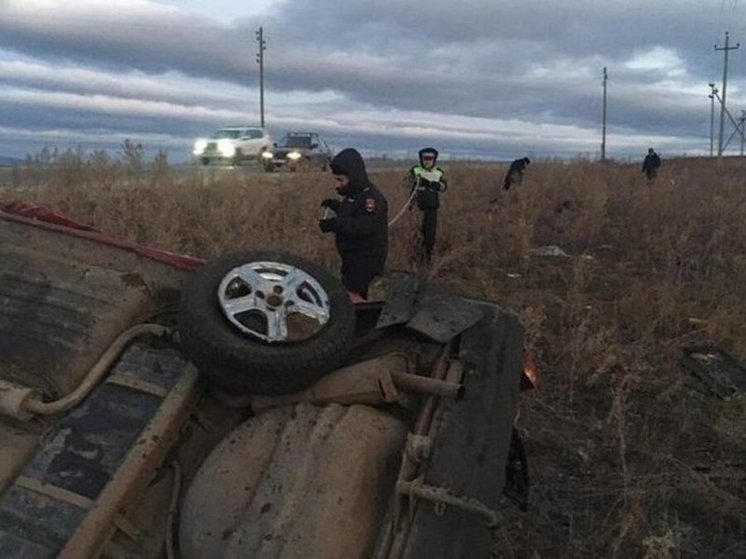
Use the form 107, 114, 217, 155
376, 274, 485, 343
398, 304, 524, 559
376, 273, 418, 328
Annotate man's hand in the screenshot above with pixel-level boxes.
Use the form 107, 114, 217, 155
318, 218, 337, 233
320, 198, 341, 213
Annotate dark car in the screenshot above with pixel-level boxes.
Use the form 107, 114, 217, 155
261, 132, 332, 172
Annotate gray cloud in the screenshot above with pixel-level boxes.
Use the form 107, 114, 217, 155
0, 0, 744, 160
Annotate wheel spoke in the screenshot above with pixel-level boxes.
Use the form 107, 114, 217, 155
281, 268, 307, 294
289, 300, 329, 323
265, 307, 289, 341
234, 265, 268, 291
222, 295, 258, 317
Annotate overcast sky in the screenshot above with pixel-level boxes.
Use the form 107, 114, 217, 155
0, 0, 744, 161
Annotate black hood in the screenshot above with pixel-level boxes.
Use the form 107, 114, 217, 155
330, 148, 370, 195
418, 147, 439, 166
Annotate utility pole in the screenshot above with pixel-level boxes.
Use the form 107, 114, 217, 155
714, 31, 739, 160
601, 67, 608, 161
256, 27, 267, 128
708, 83, 717, 157
741, 110, 746, 157
713, 89, 744, 151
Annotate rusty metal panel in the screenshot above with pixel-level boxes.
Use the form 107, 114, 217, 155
23, 384, 161, 499
0, 251, 153, 397
0, 343, 190, 557
0, 217, 191, 398
0, 485, 87, 558
180, 403, 407, 559
399, 305, 524, 559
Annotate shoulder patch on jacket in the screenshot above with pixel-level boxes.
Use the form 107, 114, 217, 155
365, 198, 376, 213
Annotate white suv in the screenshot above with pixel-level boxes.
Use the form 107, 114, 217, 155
193, 126, 273, 166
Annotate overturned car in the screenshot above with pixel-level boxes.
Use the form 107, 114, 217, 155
0, 202, 532, 558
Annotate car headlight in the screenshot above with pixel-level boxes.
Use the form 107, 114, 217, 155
261, 151, 274, 159
287, 151, 302, 160
217, 140, 236, 157
193, 139, 207, 155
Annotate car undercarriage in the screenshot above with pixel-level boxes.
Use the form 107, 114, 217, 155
0, 203, 531, 558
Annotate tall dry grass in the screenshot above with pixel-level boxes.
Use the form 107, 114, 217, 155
2, 147, 746, 557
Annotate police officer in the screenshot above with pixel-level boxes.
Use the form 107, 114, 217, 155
319, 148, 388, 303
407, 147, 447, 264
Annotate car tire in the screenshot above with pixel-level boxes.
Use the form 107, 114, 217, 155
263, 162, 274, 173
178, 250, 355, 395
232, 149, 243, 166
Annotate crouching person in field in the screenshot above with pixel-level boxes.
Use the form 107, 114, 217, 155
503, 157, 531, 190
319, 148, 388, 303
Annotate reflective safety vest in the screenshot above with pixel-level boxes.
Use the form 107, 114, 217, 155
410, 166, 445, 209
411, 166, 444, 189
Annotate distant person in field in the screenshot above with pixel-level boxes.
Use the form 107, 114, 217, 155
406, 147, 448, 264
319, 148, 388, 303
503, 157, 531, 190
642, 148, 661, 181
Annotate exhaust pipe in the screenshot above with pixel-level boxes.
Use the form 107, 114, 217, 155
250, 353, 464, 412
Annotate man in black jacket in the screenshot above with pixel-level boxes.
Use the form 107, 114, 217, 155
642, 148, 661, 181
503, 157, 531, 190
319, 148, 388, 302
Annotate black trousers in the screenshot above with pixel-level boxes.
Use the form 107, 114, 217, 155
341, 257, 379, 298
421, 209, 437, 259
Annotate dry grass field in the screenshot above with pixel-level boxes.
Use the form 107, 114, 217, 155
2, 148, 746, 558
